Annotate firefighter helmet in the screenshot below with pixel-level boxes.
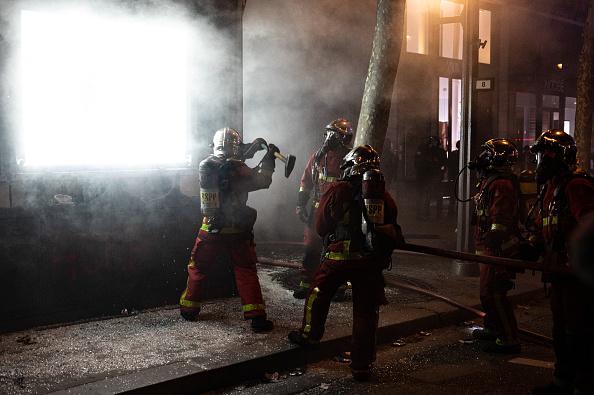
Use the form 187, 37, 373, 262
340, 144, 380, 179
530, 129, 577, 167
212, 128, 242, 159
325, 118, 354, 145
469, 138, 518, 170
530, 130, 577, 182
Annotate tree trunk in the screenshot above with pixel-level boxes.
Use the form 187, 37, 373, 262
575, 0, 594, 170
354, 0, 405, 154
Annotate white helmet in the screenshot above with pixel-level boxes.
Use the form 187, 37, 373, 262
212, 128, 242, 159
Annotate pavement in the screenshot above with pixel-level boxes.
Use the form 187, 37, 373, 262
0, 239, 547, 395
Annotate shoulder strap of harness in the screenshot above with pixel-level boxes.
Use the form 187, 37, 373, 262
480, 172, 520, 216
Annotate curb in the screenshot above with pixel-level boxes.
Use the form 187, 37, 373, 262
51, 287, 545, 394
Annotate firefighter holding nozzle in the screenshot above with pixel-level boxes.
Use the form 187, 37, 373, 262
294, 119, 353, 300
529, 130, 594, 395
179, 127, 282, 332
289, 145, 404, 382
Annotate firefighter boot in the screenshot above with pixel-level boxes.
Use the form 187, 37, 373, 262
288, 330, 320, 349
251, 316, 274, 333
180, 307, 200, 322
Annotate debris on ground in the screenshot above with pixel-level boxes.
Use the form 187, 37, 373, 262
289, 368, 304, 376
392, 339, 406, 347
16, 335, 36, 345
458, 339, 475, 344
333, 351, 351, 363
262, 371, 282, 383
320, 383, 330, 390
419, 331, 431, 336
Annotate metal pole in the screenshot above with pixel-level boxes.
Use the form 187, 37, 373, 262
456, 0, 479, 254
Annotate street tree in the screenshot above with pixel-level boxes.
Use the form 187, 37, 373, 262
354, 0, 405, 153
576, 0, 594, 169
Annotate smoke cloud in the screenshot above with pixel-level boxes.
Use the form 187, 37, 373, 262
243, 0, 376, 240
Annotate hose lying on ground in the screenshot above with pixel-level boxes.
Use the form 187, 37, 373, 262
257, 256, 553, 346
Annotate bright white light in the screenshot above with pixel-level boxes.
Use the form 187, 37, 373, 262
19, 9, 190, 168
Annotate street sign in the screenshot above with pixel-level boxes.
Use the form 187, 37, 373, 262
475, 79, 494, 90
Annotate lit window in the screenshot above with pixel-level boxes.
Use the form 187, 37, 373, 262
440, 23, 463, 60
440, 0, 464, 60
406, 0, 430, 54
19, 9, 190, 168
564, 97, 576, 136
479, 9, 491, 64
440, 0, 464, 17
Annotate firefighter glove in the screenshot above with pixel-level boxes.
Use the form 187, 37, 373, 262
296, 205, 309, 223
261, 144, 279, 171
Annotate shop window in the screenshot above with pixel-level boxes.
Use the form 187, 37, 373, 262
18, 9, 190, 168
406, 0, 430, 54
438, 77, 462, 152
543, 94, 560, 108
514, 92, 537, 145
564, 97, 576, 136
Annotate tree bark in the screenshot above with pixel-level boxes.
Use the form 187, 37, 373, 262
575, 0, 594, 170
354, 0, 405, 154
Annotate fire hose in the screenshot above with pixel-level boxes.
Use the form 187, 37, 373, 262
256, 256, 553, 346
258, 241, 570, 275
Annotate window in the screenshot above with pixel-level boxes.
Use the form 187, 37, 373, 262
18, 10, 190, 168
406, 0, 430, 54
440, 0, 464, 18
564, 97, 576, 136
514, 92, 537, 144
439, 1, 464, 60
542, 95, 560, 129
438, 77, 462, 152
478, 9, 491, 64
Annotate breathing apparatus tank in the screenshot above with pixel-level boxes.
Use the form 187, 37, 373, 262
199, 155, 224, 219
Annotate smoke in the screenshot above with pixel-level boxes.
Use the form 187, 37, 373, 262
243, 0, 377, 240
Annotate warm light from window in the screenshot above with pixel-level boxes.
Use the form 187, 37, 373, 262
19, 9, 190, 168
556, 63, 563, 70
478, 9, 491, 64
406, 0, 430, 54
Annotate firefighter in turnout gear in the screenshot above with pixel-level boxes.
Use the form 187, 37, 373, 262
469, 138, 523, 354
294, 118, 353, 299
530, 130, 594, 395
288, 145, 404, 382
179, 127, 278, 332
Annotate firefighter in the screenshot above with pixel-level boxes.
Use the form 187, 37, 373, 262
469, 138, 522, 354
293, 118, 353, 299
179, 127, 278, 332
530, 130, 594, 395
288, 145, 404, 381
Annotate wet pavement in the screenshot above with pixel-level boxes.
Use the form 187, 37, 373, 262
0, 243, 546, 394
212, 293, 554, 395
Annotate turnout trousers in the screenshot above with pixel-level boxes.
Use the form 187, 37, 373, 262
179, 230, 267, 319
301, 221, 324, 284
479, 262, 519, 344
300, 257, 386, 370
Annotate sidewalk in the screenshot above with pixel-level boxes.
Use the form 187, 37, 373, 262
0, 245, 546, 394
